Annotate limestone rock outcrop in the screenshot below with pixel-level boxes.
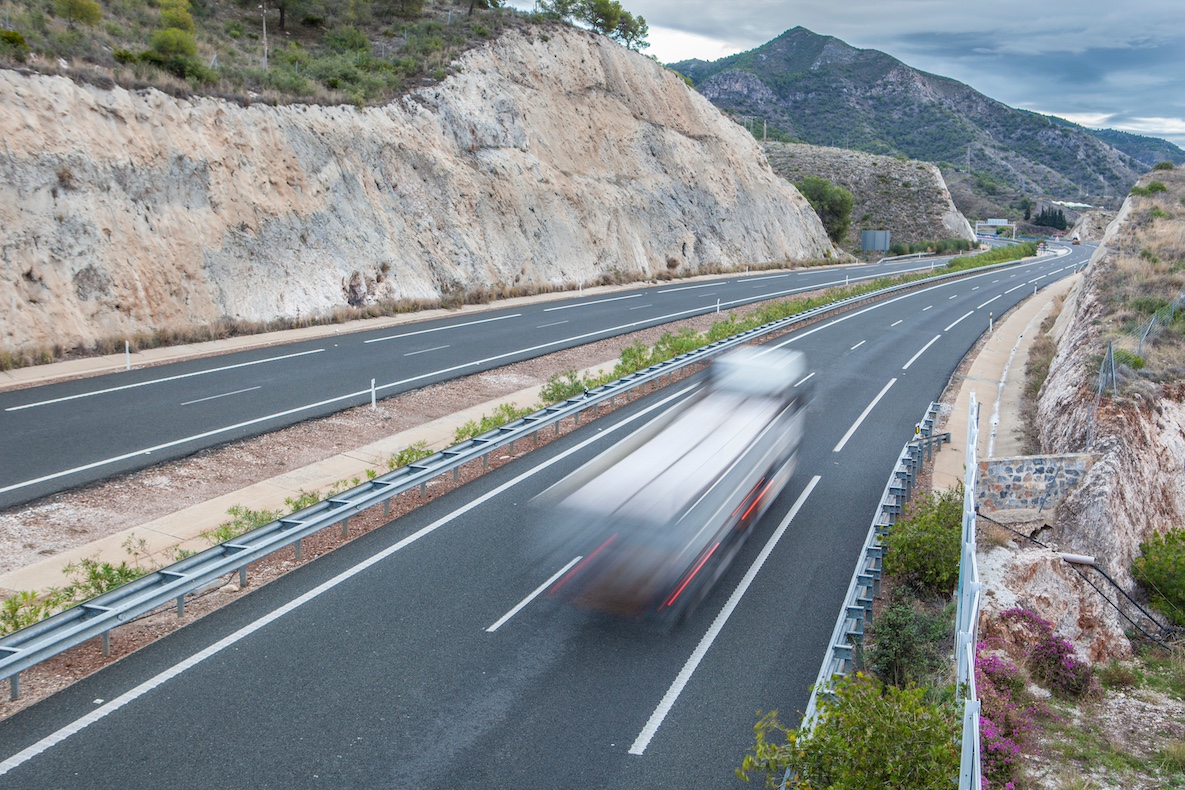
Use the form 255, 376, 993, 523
0, 26, 834, 354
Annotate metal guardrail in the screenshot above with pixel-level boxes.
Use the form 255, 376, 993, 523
795, 402, 950, 734
0, 253, 1041, 699
956, 395, 983, 788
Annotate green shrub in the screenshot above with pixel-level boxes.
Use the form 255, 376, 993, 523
453, 402, 535, 443
160, 7, 195, 34
868, 599, 954, 687
1133, 527, 1185, 627
224, 19, 244, 38
60, 557, 147, 601
201, 504, 282, 545
149, 27, 197, 58
0, 591, 60, 636
1113, 348, 1146, 370
738, 673, 960, 789
1131, 180, 1169, 197
1153, 161, 1176, 171
113, 47, 137, 65
387, 440, 433, 470
883, 484, 963, 593
1150, 207, 1170, 220
541, 370, 595, 403
796, 176, 854, 243
284, 489, 323, 511
0, 30, 30, 63
325, 25, 370, 54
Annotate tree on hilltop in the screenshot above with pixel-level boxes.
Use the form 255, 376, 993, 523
539, 0, 650, 50
53, 0, 102, 30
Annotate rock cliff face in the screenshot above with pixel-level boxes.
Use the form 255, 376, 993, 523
762, 141, 975, 250
980, 193, 1185, 660
0, 27, 833, 354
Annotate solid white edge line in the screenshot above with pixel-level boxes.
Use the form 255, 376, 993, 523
543, 294, 641, 312
179, 386, 261, 407
628, 476, 821, 756
364, 313, 521, 343
485, 556, 582, 633
5, 349, 324, 412
902, 335, 942, 371
0, 384, 701, 777
403, 344, 450, 357
944, 311, 974, 332
833, 379, 896, 453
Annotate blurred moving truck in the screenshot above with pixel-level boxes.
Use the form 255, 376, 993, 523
537, 347, 809, 623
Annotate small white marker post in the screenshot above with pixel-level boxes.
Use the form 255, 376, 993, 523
370, 378, 376, 410
124, 340, 130, 371
716, 298, 720, 314
579, 280, 583, 297
845, 274, 849, 286
989, 312, 994, 332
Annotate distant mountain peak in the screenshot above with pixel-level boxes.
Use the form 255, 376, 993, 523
667, 29, 1183, 215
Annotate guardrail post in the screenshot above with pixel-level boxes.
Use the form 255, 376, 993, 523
384, 499, 391, 519
454, 465, 461, 480
239, 566, 247, 587
9, 673, 18, 701
101, 630, 110, 657
176, 595, 185, 618
483, 453, 489, 469
420, 481, 427, 498
294, 539, 302, 562
341, 517, 350, 539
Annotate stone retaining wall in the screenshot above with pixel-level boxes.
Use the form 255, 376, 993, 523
976, 453, 1096, 512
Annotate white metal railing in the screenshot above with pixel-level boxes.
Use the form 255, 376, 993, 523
955, 394, 982, 788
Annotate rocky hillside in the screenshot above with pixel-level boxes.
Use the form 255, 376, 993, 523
670, 27, 1150, 218
988, 168, 1185, 660
0, 26, 834, 356
762, 142, 974, 251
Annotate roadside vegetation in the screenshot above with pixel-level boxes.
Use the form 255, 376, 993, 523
0, 0, 647, 107
1091, 167, 1185, 399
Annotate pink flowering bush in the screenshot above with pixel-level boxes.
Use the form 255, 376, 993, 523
999, 608, 1097, 698
976, 645, 1042, 789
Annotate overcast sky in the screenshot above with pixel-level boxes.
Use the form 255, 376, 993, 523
507, 0, 1185, 148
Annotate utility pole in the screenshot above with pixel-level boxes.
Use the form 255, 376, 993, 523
259, 4, 268, 70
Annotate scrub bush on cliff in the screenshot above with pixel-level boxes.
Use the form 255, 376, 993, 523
795, 176, 854, 244
1133, 527, 1185, 627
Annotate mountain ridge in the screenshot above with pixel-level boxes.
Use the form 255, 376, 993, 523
670, 27, 1182, 217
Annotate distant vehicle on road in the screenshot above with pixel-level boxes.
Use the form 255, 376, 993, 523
534, 347, 809, 624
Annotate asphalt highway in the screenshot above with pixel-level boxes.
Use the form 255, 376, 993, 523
0, 245, 1089, 788
1, 254, 994, 510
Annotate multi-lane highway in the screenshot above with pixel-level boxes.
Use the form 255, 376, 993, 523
1, 254, 996, 510
0, 245, 1088, 788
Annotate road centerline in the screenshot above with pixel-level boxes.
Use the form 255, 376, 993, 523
180, 386, 261, 406
833, 379, 896, 453
485, 556, 582, 633
902, 335, 942, 370
404, 344, 450, 357
364, 313, 520, 344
